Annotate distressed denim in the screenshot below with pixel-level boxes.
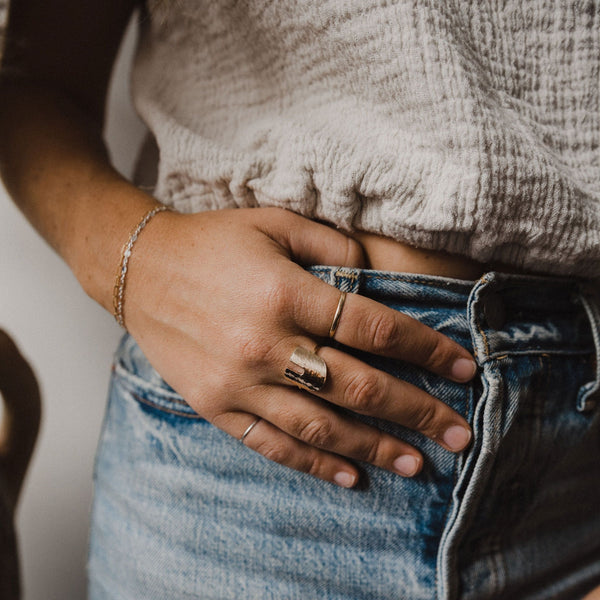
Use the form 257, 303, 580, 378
88, 268, 600, 600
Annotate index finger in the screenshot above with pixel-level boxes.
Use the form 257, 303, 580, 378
290, 271, 478, 383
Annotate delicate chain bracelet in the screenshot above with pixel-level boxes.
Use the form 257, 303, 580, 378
112, 205, 170, 328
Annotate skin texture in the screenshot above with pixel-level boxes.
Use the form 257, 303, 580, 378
0, 0, 478, 490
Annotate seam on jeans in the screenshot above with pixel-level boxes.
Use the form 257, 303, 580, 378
486, 348, 592, 359
471, 276, 492, 362
436, 430, 463, 599
361, 273, 470, 287
436, 380, 475, 600
112, 366, 198, 416
131, 391, 204, 419
477, 320, 491, 360
334, 267, 358, 281
112, 362, 190, 406
333, 268, 358, 292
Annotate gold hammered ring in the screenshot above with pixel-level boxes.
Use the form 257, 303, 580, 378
284, 346, 328, 392
328, 291, 347, 339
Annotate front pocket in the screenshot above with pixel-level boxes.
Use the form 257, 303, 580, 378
112, 357, 203, 419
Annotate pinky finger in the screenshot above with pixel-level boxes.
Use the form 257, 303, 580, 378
227, 413, 360, 488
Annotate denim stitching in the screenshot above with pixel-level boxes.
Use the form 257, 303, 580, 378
476, 318, 491, 361
435, 381, 471, 600
487, 348, 591, 359
333, 267, 360, 293
112, 364, 195, 412
131, 392, 204, 419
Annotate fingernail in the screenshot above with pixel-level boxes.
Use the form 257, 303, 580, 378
443, 425, 472, 451
393, 455, 420, 477
451, 358, 477, 381
334, 471, 357, 488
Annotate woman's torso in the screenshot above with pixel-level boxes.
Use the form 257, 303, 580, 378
132, 0, 600, 279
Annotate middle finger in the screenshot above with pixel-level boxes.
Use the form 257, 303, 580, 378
279, 344, 472, 453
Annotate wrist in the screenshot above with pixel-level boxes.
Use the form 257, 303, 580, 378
112, 205, 172, 328
69, 179, 163, 313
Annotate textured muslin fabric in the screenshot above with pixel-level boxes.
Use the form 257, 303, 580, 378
131, 1, 600, 277
88, 267, 600, 600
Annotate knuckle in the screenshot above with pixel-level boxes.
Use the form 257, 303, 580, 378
419, 334, 449, 371
305, 453, 328, 479
409, 402, 439, 435
344, 372, 385, 412
368, 311, 400, 354
355, 431, 385, 464
237, 333, 272, 368
254, 438, 291, 466
262, 272, 292, 316
344, 236, 366, 267
295, 415, 335, 448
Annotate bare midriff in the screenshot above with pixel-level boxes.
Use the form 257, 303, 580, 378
352, 231, 526, 280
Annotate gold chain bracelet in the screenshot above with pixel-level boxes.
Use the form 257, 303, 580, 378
112, 205, 170, 329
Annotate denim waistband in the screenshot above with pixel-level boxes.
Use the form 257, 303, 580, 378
308, 266, 600, 411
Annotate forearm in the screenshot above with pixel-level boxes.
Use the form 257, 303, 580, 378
0, 79, 158, 311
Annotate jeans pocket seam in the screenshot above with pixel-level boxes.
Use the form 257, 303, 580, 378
112, 361, 198, 417
129, 391, 204, 419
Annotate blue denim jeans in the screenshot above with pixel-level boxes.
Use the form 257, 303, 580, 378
88, 268, 600, 600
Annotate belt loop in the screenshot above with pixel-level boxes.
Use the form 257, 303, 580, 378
466, 272, 498, 365
575, 284, 600, 412
332, 267, 361, 294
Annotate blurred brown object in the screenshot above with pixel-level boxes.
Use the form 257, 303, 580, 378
0, 329, 41, 600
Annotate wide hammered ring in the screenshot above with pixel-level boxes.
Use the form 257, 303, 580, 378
284, 346, 327, 392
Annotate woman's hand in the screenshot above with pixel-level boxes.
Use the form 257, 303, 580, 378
0, 0, 474, 489
124, 206, 476, 488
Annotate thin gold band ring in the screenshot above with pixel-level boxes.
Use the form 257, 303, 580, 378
329, 291, 347, 339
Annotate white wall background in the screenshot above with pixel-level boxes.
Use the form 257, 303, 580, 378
1, 16, 147, 599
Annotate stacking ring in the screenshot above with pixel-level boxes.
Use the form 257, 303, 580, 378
284, 346, 328, 392
329, 291, 347, 339
240, 417, 261, 444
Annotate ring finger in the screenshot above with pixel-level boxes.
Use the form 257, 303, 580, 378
217, 382, 424, 488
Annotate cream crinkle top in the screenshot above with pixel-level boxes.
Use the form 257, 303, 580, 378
131, 0, 600, 277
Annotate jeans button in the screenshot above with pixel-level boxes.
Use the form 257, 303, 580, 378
483, 292, 506, 330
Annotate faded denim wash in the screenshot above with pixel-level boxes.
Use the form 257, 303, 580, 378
88, 268, 600, 599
